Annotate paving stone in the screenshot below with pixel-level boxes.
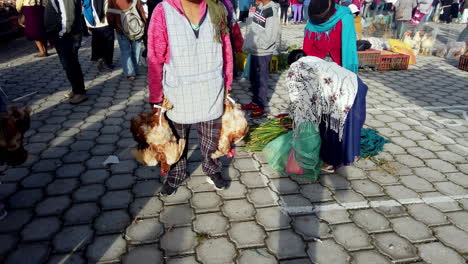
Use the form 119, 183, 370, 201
399, 176, 435, 192
90, 144, 116, 155
21, 217, 61, 241
307, 239, 350, 264
434, 225, 468, 253
0, 209, 33, 233
160, 204, 195, 227
193, 213, 228, 236
351, 180, 384, 197
446, 211, 468, 232
421, 192, 461, 212
105, 174, 135, 190
133, 180, 164, 198
391, 137, 417, 148
80, 169, 109, 184
160, 227, 197, 256
351, 250, 391, 264
316, 205, 351, 224
0, 183, 17, 200
62, 151, 91, 163
100, 190, 133, 210
125, 219, 164, 244
234, 158, 259, 172
130, 197, 164, 219
333, 189, 368, 208
268, 178, 300, 195
166, 256, 198, 264
354, 158, 377, 170
266, 230, 307, 259
240, 172, 269, 188
390, 217, 434, 243
331, 223, 371, 251
222, 199, 255, 221
73, 184, 105, 202
373, 233, 418, 262
351, 209, 391, 233
371, 197, 407, 217
434, 181, 468, 196
426, 159, 458, 173
395, 155, 424, 168
35, 196, 71, 216
86, 156, 109, 169
383, 143, 406, 155
256, 207, 291, 231
9, 189, 43, 208
111, 160, 137, 174
122, 245, 163, 264
293, 215, 331, 240
86, 235, 127, 263
384, 185, 420, 202
47, 178, 79, 196
94, 210, 130, 235
413, 167, 446, 182
0, 234, 17, 257
5, 244, 50, 264
447, 172, 468, 188
47, 254, 85, 264
53, 225, 94, 252
417, 242, 465, 264
190, 192, 222, 213
21, 173, 53, 188
261, 165, 285, 179
368, 170, 399, 185
407, 147, 436, 159
299, 184, 333, 203
64, 203, 100, 225
247, 187, 279, 208
406, 204, 447, 227
134, 166, 161, 180
280, 258, 312, 264
196, 237, 236, 264
237, 248, 276, 264
186, 176, 216, 192
1, 167, 29, 182
216, 181, 247, 199
229, 221, 266, 248
319, 174, 351, 190
56, 164, 85, 178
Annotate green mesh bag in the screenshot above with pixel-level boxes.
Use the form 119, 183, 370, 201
263, 122, 322, 180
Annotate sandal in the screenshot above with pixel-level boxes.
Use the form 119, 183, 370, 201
321, 165, 335, 173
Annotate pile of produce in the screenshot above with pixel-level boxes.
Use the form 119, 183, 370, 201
243, 116, 292, 152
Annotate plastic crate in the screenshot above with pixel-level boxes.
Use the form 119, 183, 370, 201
459, 55, 468, 72
358, 49, 381, 70
377, 52, 410, 71
269, 56, 278, 73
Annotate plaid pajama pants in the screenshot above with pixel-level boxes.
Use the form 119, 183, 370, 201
166, 117, 222, 188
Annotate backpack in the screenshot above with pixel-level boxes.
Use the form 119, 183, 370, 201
108, 0, 145, 40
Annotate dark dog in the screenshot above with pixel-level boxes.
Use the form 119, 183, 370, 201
0, 106, 31, 166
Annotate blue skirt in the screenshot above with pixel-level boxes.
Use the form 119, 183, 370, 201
319, 77, 368, 167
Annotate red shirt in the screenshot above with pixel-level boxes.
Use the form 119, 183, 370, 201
302, 20, 343, 66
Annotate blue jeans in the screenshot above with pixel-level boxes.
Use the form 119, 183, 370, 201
55, 33, 86, 95
116, 33, 142, 77
250, 55, 272, 108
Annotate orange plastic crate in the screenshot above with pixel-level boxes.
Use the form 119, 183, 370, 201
377, 52, 410, 71
358, 49, 381, 70
458, 55, 468, 72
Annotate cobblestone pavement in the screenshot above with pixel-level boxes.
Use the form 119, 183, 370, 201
0, 23, 467, 264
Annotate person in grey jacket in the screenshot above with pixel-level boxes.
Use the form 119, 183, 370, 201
44, 0, 87, 104
394, 0, 417, 38
242, 0, 280, 118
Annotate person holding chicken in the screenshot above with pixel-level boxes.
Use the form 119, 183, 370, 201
147, 0, 234, 195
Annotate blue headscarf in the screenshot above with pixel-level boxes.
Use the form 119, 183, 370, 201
305, 5, 358, 73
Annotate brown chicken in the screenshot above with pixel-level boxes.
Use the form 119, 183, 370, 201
0, 106, 31, 166
211, 97, 249, 159
130, 99, 186, 175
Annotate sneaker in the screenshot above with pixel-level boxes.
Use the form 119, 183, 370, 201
206, 173, 229, 190
159, 183, 178, 196
250, 108, 265, 118
241, 102, 259, 111
64, 91, 74, 98
0, 203, 7, 221
69, 94, 88, 104
127, 76, 136, 81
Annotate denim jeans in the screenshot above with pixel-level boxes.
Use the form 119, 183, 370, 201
250, 55, 272, 109
54, 33, 86, 95
303, 4, 309, 21
116, 33, 142, 77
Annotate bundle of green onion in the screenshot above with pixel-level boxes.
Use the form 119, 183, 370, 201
243, 117, 293, 152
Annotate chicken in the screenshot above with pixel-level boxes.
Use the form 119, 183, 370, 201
420, 34, 435, 56
412, 31, 423, 50
130, 99, 186, 175
211, 96, 249, 159
0, 106, 31, 166
402, 31, 416, 49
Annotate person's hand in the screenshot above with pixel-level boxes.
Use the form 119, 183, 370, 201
150, 103, 162, 116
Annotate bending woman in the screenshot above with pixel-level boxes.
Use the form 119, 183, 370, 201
287, 50, 367, 172
302, 0, 358, 72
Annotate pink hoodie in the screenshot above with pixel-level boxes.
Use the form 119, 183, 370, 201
147, 0, 234, 104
